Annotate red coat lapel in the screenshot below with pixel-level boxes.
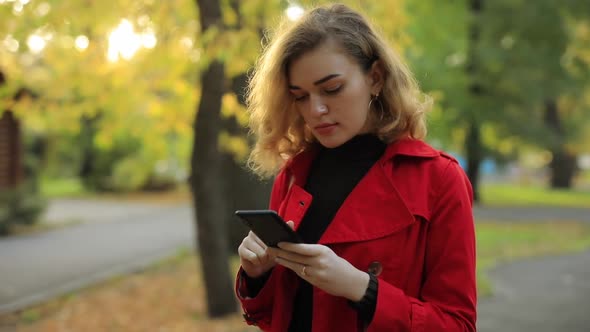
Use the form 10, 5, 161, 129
318, 161, 415, 244
278, 138, 440, 244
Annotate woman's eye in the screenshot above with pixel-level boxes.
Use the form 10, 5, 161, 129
325, 85, 342, 94
294, 95, 308, 101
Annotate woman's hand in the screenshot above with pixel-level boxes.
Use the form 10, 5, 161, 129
238, 230, 277, 278
268, 242, 370, 301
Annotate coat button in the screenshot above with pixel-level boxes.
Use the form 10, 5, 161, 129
368, 261, 383, 276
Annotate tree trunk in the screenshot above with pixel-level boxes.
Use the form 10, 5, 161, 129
465, 122, 482, 202
223, 72, 272, 252
549, 149, 577, 188
544, 99, 577, 188
465, 0, 484, 202
79, 113, 100, 188
190, 0, 236, 318
222, 153, 272, 252
0, 111, 23, 191
0, 71, 24, 191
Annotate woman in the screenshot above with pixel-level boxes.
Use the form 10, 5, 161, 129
236, 4, 476, 332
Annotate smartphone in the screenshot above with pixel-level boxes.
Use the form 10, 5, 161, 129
235, 210, 302, 247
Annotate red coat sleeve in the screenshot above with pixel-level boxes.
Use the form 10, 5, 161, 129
235, 267, 276, 330
369, 160, 477, 331
235, 168, 289, 330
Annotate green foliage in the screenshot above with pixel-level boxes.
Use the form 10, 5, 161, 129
477, 1, 590, 153
0, 0, 412, 195
0, 183, 46, 235
1, 0, 198, 192
109, 155, 151, 192
401, 1, 475, 150
75, 128, 178, 192
79, 132, 141, 191
108, 153, 178, 192
405, 1, 590, 160
1, 0, 588, 194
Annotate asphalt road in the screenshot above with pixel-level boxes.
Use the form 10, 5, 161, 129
0, 202, 193, 314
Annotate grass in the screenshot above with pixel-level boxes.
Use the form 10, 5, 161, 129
39, 177, 190, 204
481, 183, 590, 208
1, 221, 590, 331
40, 177, 87, 198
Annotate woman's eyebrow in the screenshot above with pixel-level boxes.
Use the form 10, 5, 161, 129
288, 74, 341, 90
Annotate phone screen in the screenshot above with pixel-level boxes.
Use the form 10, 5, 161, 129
235, 210, 302, 247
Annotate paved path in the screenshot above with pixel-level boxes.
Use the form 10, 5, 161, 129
0, 201, 193, 314
42, 199, 189, 225
477, 250, 590, 331
474, 205, 590, 223
474, 204, 590, 331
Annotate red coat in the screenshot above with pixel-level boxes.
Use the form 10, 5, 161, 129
236, 138, 477, 332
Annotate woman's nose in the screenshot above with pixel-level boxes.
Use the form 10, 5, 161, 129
310, 97, 328, 115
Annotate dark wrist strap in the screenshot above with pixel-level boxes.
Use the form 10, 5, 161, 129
241, 269, 272, 297
348, 272, 378, 311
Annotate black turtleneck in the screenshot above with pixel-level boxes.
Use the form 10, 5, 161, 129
288, 134, 386, 332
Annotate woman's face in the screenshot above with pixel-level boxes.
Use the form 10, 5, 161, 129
288, 40, 382, 148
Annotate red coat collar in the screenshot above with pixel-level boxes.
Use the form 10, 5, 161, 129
381, 137, 440, 160
284, 138, 438, 186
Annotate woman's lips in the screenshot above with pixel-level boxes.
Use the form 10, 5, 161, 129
314, 123, 338, 135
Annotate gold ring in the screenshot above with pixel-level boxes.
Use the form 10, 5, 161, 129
301, 265, 307, 276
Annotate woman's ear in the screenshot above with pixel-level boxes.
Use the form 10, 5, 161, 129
369, 60, 385, 94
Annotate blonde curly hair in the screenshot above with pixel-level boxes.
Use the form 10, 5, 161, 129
247, 3, 431, 178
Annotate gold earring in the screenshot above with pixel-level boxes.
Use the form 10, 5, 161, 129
368, 94, 385, 122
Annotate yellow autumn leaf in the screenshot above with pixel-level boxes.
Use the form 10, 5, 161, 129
219, 131, 250, 162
